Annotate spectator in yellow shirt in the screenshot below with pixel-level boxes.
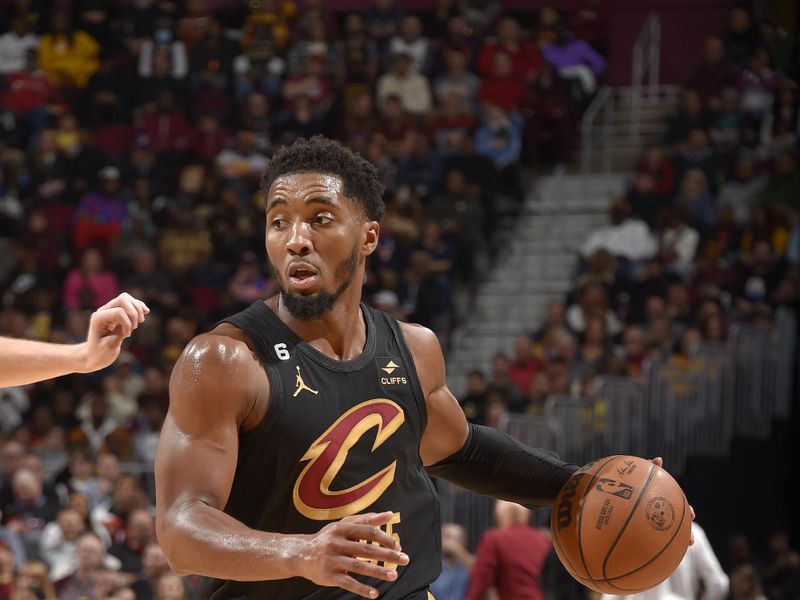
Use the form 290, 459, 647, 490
38, 11, 100, 89
242, 0, 298, 51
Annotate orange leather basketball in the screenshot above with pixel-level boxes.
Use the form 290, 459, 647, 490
550, 455, 692, 595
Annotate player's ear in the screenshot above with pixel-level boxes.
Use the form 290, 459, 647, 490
362, 220, 380, 256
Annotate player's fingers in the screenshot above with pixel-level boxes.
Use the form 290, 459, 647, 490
342, 524, 399, 550
343, 512, 395, 526
125, 294, 149, 322
98, 307, 132, 339
340, 512, 398, 546
338, 541, 409, 566
132, 294, 151, 315
98, 291, 133, 311
650, 456, 663, 468
113, 307, 133, 338
101, 292, 150, 322
336, 556, 398, 582
95, 296, 139, 330
332, 573, 380, 599
107, 297, 142, 331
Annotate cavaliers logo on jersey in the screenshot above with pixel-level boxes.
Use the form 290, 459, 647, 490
292, 399, 405, 520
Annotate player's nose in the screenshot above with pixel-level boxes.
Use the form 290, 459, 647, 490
286, 221, 312, 256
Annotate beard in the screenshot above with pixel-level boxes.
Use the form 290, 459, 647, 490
272, 245, 360, 320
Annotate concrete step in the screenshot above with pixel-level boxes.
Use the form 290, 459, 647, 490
444, 169, 631, 398
526, 200, 616, 214
537, 174, 622, 188
535, 180, 624, 193
478, 284, 574, 298
603, 120, 670, 135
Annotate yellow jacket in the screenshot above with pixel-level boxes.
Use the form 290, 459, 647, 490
38, 30, 100, 88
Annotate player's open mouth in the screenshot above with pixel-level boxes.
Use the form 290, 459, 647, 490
288, 262, 319, 290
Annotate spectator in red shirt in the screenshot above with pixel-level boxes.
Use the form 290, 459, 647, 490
521, 64, 576, 166
621, 324, 648, 379
508, 334, 542, 397
71, 167, 128, 255
477, 17, 542, 82
136, 89, 191, 157
686, 36, 740, 107
282, 52, 334, 114
430, 91, 476, 155
375, 94, 417, 160
467, 500, 552, 600
4, 50, 56, 144
570, 0, 611, 56
4, 50, 54, 114
188, 113, 229, 165
636, 146, 674, 196
477, 51, 526, 111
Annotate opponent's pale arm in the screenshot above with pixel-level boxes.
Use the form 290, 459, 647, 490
0, 337, 98, 387
0, 293, 148, 387
155, 335, 406, 597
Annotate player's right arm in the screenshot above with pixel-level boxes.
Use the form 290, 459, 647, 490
155, 331, 408, 598
0, 293, 148, 387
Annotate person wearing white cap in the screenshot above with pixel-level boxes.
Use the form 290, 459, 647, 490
0, 292, 149, 387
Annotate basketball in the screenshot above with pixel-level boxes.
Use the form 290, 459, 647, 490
550, 455, 692, 595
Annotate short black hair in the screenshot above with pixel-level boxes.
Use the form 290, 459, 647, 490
261, 136, 385, 221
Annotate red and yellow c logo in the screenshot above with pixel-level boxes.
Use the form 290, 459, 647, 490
293, 399, 405, 520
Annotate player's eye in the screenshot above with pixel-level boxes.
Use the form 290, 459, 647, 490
313, 214, 333, 226
271, 218, 288, 230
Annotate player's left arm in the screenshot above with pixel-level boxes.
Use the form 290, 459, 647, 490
0, 293, 149, 388
400, 323, 578, 509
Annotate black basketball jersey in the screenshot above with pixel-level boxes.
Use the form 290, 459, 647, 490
205, 301, 442, 599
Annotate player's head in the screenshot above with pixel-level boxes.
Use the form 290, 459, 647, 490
262, 136, 384, 319
441, 523, 467, 558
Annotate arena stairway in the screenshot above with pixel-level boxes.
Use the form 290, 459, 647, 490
445, 172, 625, 397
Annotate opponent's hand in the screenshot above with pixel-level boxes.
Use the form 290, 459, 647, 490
651, 457, 696, 544
299, 511, 410, 599
77, 293, 150, 373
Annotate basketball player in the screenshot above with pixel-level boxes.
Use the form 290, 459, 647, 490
154, 137, 681, 599
0, 292, 149, 387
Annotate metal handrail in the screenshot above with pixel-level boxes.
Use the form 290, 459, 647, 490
581, 14, 665, 174
580, 85, 612, 175
631, 13, 661, 142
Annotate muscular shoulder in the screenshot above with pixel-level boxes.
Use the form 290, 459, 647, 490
169, 324, 268, 429
397, 321, 440, 356
397, 321, 445, 396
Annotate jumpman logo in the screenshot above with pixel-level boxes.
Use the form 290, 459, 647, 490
293, 365, 319, 397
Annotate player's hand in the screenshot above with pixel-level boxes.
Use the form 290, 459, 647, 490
651, 457, 696, 544
298, 511, 410, 599
77, 293, 150, 373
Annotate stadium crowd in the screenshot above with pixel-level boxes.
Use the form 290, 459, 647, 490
452, 5, 800, 600
463, 6, 800, 431
0, 0, 797, 599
